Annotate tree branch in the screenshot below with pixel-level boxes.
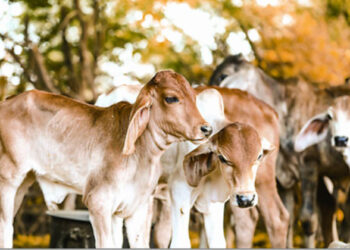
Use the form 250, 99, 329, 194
31, 44, 60, 93
74, 0, 96, 101
238, 21, 262, 67
0, 34, 38, 86
58, 10, 78, 31
92, 0, 103, 75
60, 7, 79, 95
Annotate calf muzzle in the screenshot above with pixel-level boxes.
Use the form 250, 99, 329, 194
200, 125, 213, 137
334, 136, 348, 147
236, 193, 256, 208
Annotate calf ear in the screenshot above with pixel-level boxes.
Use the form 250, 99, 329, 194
294, 113, 330, 152
122, 87, 152, 155
196, 89, 228, 133
183, 143, 216, 187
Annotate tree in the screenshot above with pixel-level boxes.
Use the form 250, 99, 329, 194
1, 0, 215, 102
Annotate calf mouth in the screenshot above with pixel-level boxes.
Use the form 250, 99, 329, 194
231, 192, 258, 208
191, 137, 208, 144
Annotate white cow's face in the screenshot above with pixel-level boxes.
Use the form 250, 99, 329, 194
295, 96, 350, 164
327, 97, 350, 150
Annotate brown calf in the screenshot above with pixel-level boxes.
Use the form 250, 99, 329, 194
195, 86, 290, 248
0, 70, 210, 248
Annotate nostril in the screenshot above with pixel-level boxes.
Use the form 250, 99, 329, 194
236, 194, 255, 208
334, 136, 349, 147
201, 125, 212, 136
251, 194, 256, 203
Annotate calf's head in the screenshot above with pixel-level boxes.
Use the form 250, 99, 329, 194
123, 70, 211, 155
295, 96, 350, 153
183, 123, 275, 208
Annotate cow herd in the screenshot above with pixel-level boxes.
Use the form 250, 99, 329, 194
0, 55, 350, 248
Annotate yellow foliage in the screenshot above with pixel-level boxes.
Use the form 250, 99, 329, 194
13, 234, 50, 248
189, 230, 200, 248
253, 232, 271, 248
337, 209, 345, 222
237, 0, 350, 86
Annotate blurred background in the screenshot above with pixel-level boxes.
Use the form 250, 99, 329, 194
1, 0, 350, 247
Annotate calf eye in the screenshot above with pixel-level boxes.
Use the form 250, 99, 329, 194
218, 154, 227, 164
165, 97, 179, 104
257, 153, 263, 161
219, 74, 228, 82
326, 113, 333, 120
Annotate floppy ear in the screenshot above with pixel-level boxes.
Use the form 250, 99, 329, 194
122, 88, 152, 155
196, 89, 228, 133
183, 142, 216, 187
261, 137, 275, 157
294, 112, 330, 152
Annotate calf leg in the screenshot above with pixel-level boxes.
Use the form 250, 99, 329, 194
257, 181, 289, 248
0, 184, 17, 248
231, 205, 259, 248
125, 196, 153, 248
199, 226, 208, 248
169, 180, 192, 248
278, 185, 296, 248
203, 202, 226, 248
153, 199, 172, 248
62, 194, 76, 210
317, 177, 338, 246
112, 215, 124, 248
299, 160, 318, 248
224, 206, 235, 248
0, 155, 28, 248
14, 173, 35, 215
85, 192, 114, 248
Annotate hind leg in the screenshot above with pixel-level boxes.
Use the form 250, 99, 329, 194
0, 155, 29, 248
0, 184, 17, 248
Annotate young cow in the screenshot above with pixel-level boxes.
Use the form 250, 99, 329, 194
295, 95, 350, 166
97, 84, 288, 248
168, 86, 288, 248
0, 70, 211, 248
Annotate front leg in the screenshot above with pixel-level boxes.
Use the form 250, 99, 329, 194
203, 202, 226, 248
317, 177, 338, 246
169, 180, 192, 248
125, 196, 153, 248
231, 205, 259, 248
85, 192, 114, 248
112, 215, 124, 248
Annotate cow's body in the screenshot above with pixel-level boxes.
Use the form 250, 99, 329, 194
209, 54, 350, 247
0, 71, 210, 248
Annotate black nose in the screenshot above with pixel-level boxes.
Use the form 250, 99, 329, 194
236, 194, 256, 208
334, 136, 348, 147
200, 125, 212, 137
